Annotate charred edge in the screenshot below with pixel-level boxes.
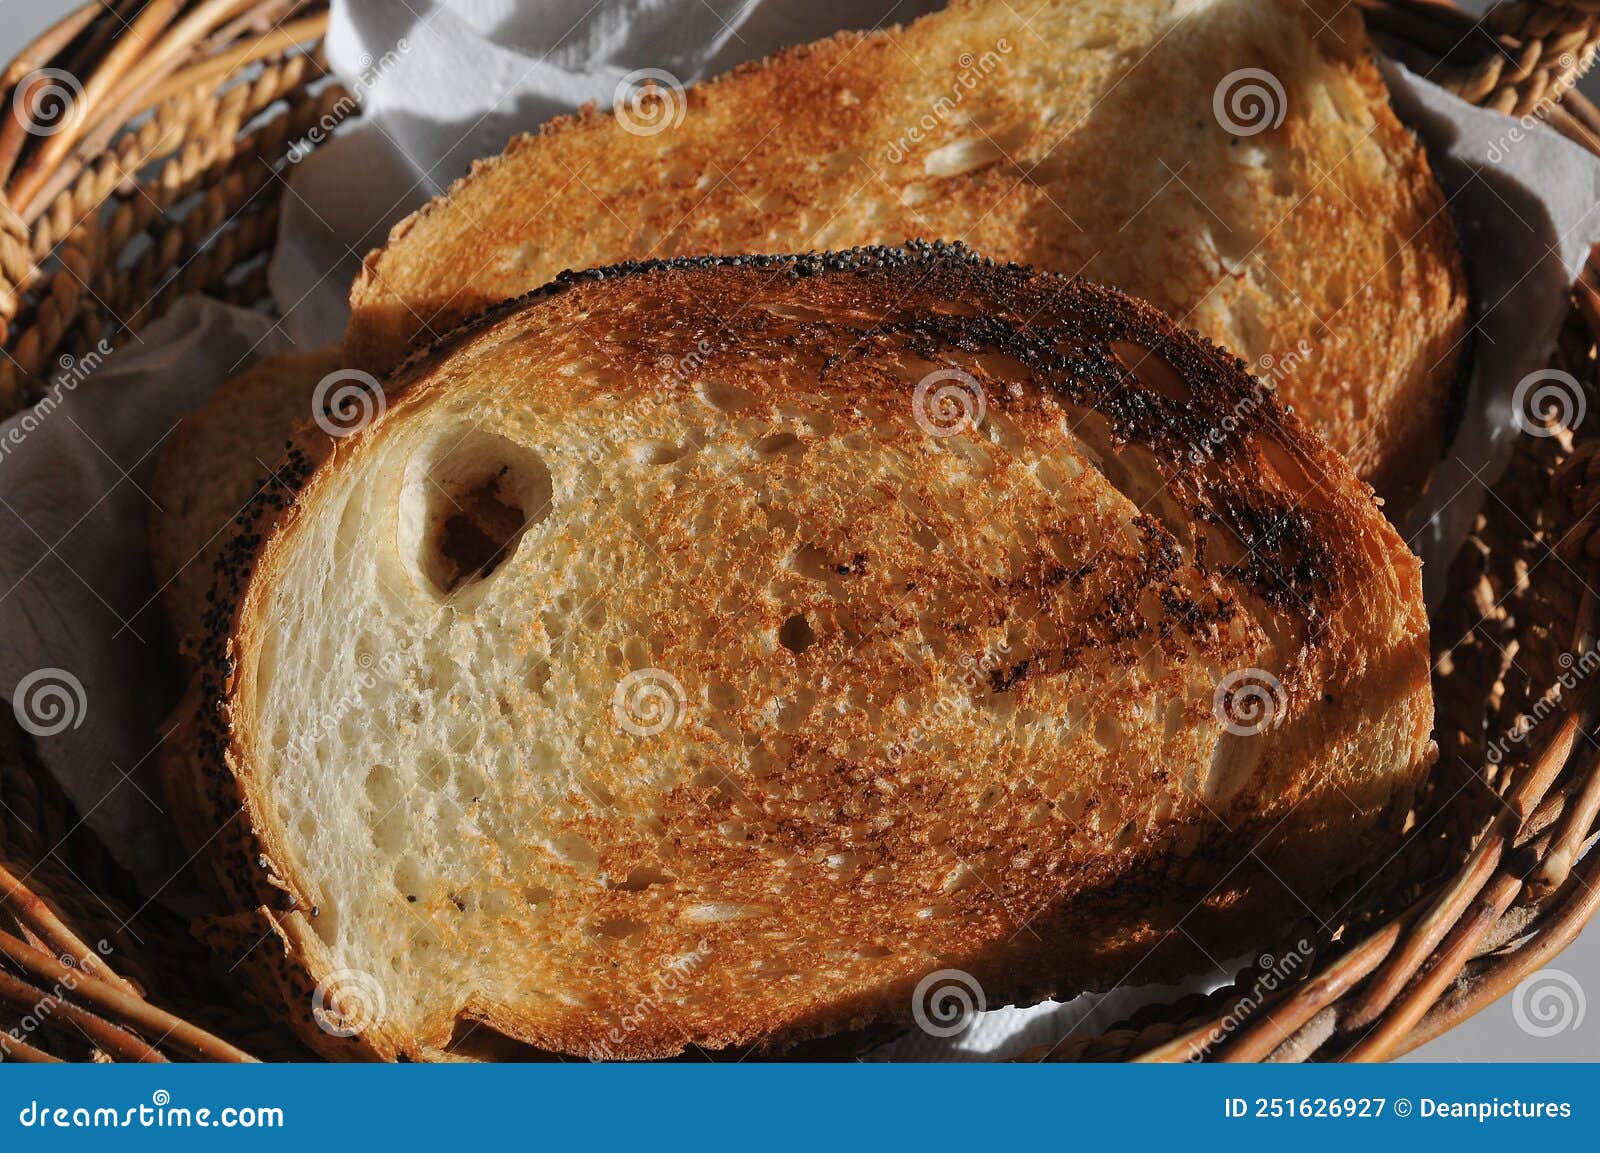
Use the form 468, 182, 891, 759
191, 443, 319, 907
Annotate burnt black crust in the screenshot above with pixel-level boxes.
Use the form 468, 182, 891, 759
398, 240, 1348, 618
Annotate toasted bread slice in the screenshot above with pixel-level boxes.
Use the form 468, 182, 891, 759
149, 348, 342, 660
168, 246, 1433, 1061
345, 0, 1466, 506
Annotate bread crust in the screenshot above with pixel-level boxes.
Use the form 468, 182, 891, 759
169, 244, 1432, 1060
344, 0, 1467, 508
149, 348, 342, 665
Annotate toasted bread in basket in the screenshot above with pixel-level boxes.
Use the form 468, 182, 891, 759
164, 245, 1434, 1060
344, 0, 1467, 507
149, 348, 342, 661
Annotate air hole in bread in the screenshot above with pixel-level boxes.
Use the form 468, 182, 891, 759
790, 543, 835, 581
1111, 341, 1191, 404
549, 832, 599, 871
1206, 733, 1262, 806
373, 809, 406, 856
606, 866, 674, 892
394, 857, 430, 901
778, 613, 816, 653
928, 299, 981, 318
699, 378, 756, 412
758, 302, 837, 323
924, 136, 1005, 179
682, 902, 766, 924
753, 431, 806, 459
400, 429, 552, 599
589, 916, 647, 940
364, 763, 401, 814
1083, 435, 1193, 548
526, 658, 551, 697
632, 439, 690, 465
311, 901, 340, 946
1258, 434, 1320, 503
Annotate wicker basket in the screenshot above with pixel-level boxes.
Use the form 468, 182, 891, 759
1, 0, 1598, 1064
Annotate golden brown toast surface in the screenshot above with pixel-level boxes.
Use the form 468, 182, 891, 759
169, 246, 1433, 1060
346, 0, 1467, 506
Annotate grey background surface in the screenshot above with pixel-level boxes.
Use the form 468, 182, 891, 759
0, 0, 1592, 1062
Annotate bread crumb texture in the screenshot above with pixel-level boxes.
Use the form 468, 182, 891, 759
169, 247, 1434, 1060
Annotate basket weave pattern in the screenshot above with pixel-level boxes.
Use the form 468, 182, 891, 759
1, 0, 1598, 1062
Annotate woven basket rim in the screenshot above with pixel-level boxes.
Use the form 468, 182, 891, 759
1, 0, 1598, 1063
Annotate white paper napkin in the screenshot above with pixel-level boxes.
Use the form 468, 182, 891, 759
0, 298, 288, 892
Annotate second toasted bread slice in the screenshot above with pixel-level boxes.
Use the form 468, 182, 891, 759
346, 0, 1467, 506
149, 348, 342, 660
